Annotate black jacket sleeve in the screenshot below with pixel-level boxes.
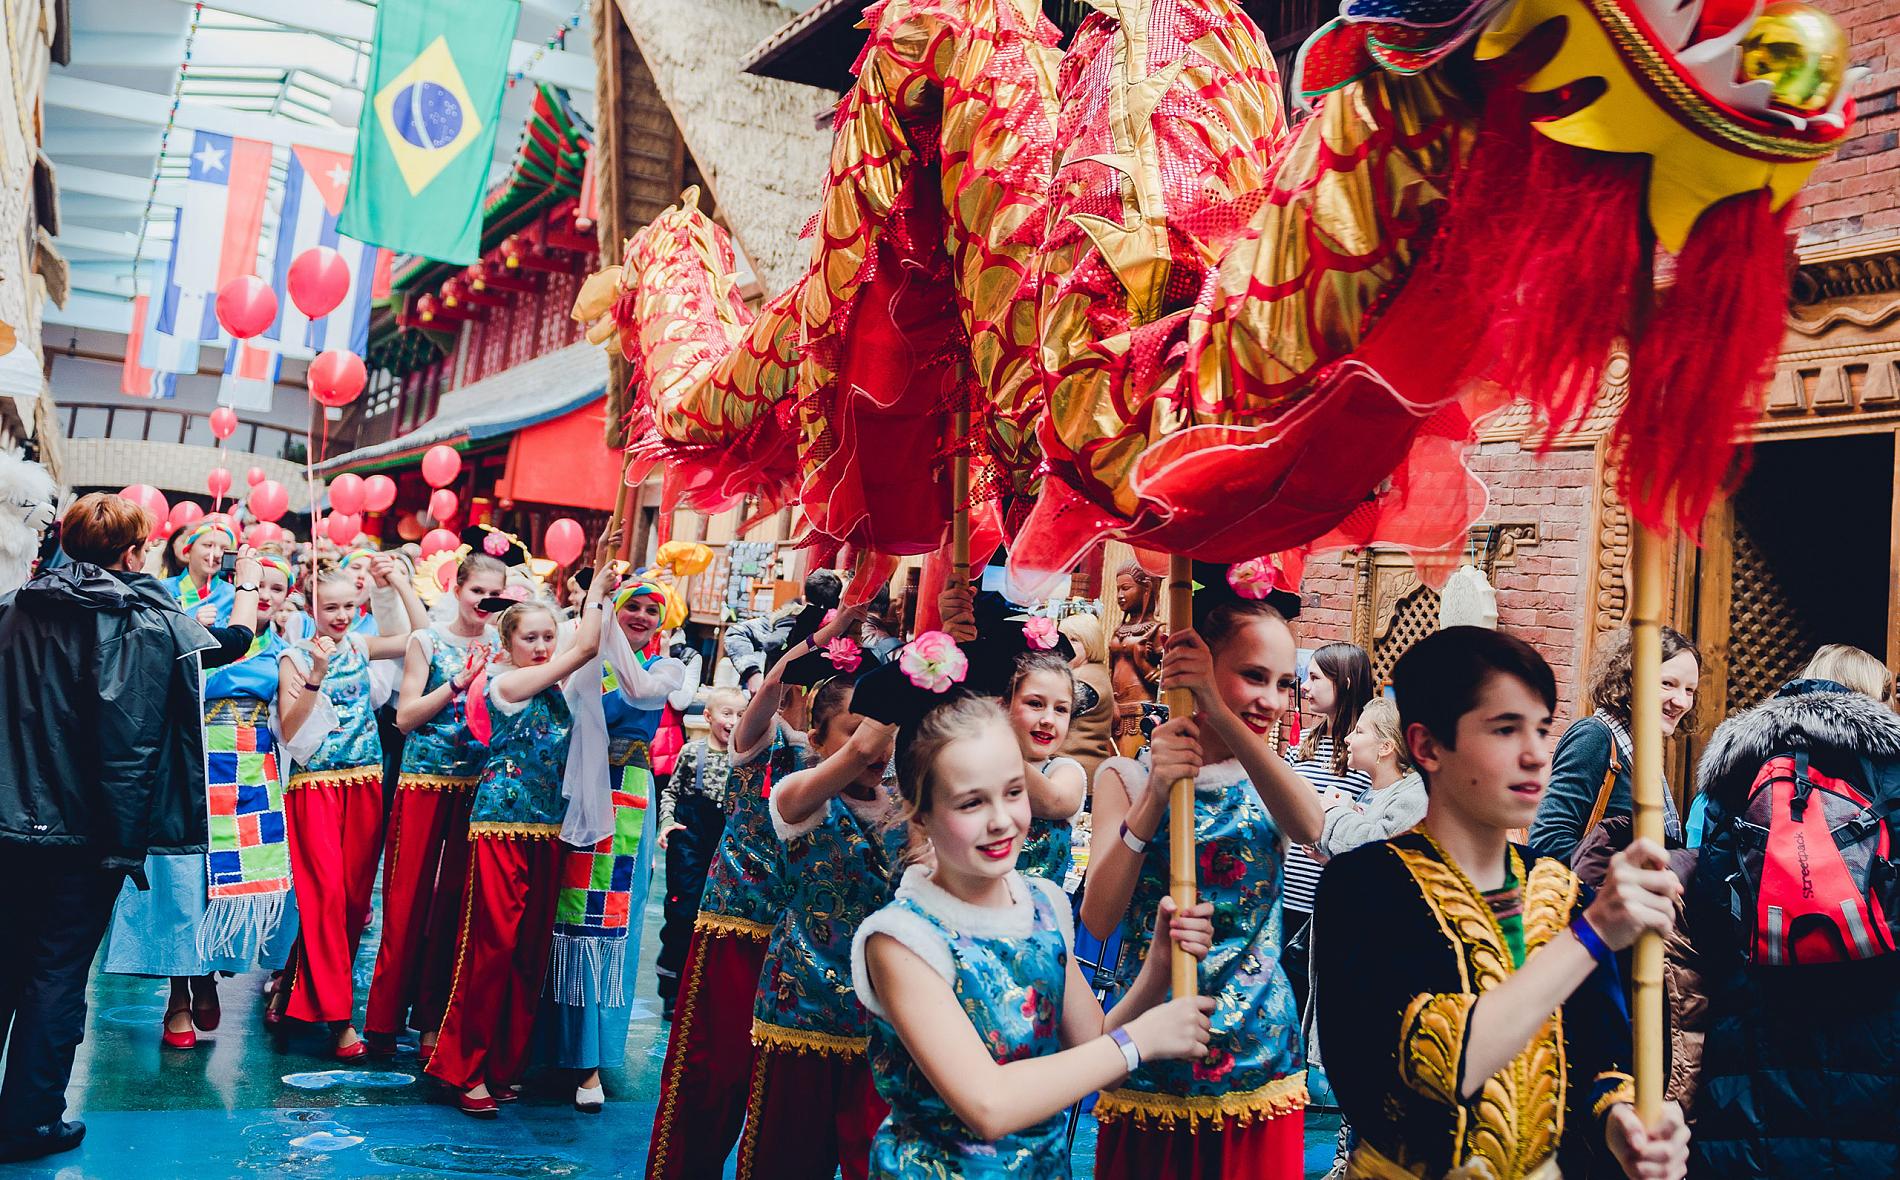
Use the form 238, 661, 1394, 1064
92, 627, 170, 878
200, 623, 258, 668
1530, 718, 1619, 861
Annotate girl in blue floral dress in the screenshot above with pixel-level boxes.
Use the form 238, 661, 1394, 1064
425, 580, 612, 1118
1004, 651, 1089, 887
852, 692, 1216, 1179
1080, 597, 1326, 1179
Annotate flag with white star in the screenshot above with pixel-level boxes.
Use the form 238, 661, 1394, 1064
138, 129, 273, 375
262, 144, 386, 363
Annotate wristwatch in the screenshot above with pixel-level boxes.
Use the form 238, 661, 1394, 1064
235, 582, 260, 593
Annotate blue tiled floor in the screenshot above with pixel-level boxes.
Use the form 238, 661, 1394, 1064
3, 895, 1343, 1177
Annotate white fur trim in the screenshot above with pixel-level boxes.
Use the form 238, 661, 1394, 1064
895, 863, 1037, 940
1024, 875, 1076, 953
769, 784, 826, 843
486, 675, 533, 716
851, 903, 956, 1021
1096, 756, 1148, 807
1039, 756, 1090, 822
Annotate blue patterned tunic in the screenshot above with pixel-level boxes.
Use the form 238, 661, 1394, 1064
399, 625, 496, 784
1016, 756, 1084, 887
468, 679, 571, 839
697, 726, 809, 940
754, 787, 907, 1054
282, 634, 382, 788
1097, 756, 1306, 1126
854, 867, 1075, 1178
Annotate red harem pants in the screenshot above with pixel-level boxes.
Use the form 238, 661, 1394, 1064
283, 772, 386, 1024
735, 1034, 887, 1180
645, 924, 768, 1180
365, 780, 475, 1037
425, 835, 562, 1092
1094, 1108, 1306, 1180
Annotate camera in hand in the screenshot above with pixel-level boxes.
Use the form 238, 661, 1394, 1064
1138, 700, 1170, 743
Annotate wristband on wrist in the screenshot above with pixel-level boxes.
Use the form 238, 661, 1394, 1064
1119, 820, 1149, 854
303, 680, 322, 692
1570, 914, 1614, 964
1108, 1026, 1141, 1073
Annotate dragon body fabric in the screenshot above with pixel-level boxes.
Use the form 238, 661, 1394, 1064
595, 0, 1856, 590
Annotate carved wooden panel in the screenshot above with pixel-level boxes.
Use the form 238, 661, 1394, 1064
1723, 514, 1818, 713
1351, 524, 1537, 688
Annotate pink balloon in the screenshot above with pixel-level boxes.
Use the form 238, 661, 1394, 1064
363, 473, 397, 513
309, 350, 367, 407
209, 406, 239, 441
428, 488, 458, 523
421, 444, 461, 489
326, 512, 362, 546
168, 501, 204, 531
420, 528, 459, 559
118, 484, 169, 535
328, 473, 367, 516
245, 465, 267, 487
248, 479, 290, 523
215, 275, 277, 340
245, 522, 281, 547
206, 467, 233, 498
543, 517, 585, 567
287, 246, 351, 319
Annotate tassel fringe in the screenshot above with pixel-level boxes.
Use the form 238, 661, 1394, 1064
549, 933, 629, 1008
196, 892, 288, 962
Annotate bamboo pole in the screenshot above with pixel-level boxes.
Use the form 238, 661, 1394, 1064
597, 449, 638, 570
1629, 522, 1666, 1127
1165, 554, 1198, 998
951, 410, 971, 587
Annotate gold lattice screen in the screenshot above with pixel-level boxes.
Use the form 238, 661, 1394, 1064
1723, 517, 1817, 714
1372, 585, 1442, 688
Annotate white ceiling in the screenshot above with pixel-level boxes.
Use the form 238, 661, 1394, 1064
46, 0, 598, 333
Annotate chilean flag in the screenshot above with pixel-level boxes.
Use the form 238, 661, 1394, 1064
265, 145, 387, 360
138, 130, 273, 378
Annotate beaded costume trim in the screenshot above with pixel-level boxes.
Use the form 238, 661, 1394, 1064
465, 821, 563, 840
1093, 1071, 1308, 1129
285, 765, 382, 792
750, 1019, 869, 1059
695, 911, 774, 941
398, 772, 480, 792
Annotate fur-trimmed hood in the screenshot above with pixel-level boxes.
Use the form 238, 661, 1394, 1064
1697, 678, 1900, 793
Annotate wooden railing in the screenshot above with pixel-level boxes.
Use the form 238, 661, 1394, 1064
61, 402, 305, 462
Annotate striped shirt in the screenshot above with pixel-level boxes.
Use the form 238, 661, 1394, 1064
1282, 736, 1371, 915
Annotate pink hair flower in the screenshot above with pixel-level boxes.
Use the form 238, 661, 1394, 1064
1023, 615, 1059, 651
1227, 556, 1283, 600
824, 636, 863, 673
900, 630, 968, 693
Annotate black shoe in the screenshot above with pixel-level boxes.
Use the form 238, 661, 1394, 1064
661, 997, 675, 1021
0, 1120, 86, 1163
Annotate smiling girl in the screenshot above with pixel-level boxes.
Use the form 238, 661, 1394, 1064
854, 693, 1215, 1177
1080, 598, 1325, 1179
427, 578, 611, 1116
1004, 651, 1088, 886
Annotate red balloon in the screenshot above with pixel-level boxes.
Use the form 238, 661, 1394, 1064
428, 488, 458, 523
245, 522, 281, 547
245, 465, 267, 487
327, 512, 362, 546
168, 501, 204, 531
328, 473, 367, 516
421, 444, 461, 489
420, 528, 459, 559
309, 349, 367, 408
363, 473, 397, 513
206, 467, 233, 499
118, 484, 169, 534
544, 517, 585, 567
248, 479, 290, 523
215, 275, 277, 341
287, 246, 351, 319
209, 406, 239, 441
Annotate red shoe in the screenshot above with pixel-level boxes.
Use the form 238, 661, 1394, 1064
457, 1090, 499, 1119
190, 981, 221, 1031
333, 1039, 369, 1062
364, 1033, 399, 1059
161, 1025, 197, 1050
493, 1084, 521, 1104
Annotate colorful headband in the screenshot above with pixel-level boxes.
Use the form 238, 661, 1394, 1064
257, 554, 294, 583
183, 520, 238, 551
613, 572, 688, 632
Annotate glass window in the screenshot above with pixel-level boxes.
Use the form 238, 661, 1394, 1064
182, 412, 215, 448
69, 406, 108, 439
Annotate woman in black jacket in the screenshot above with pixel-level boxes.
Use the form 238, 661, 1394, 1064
1685, 665, 1900, 1178
1529, 626, 1700, 861
0, 493, 260, 1164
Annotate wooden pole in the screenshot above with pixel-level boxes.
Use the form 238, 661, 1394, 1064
951, 410, 971, 587
1165, 554, 1198, 998
1629, 521, 1666, 1127
597, 449, 638, 570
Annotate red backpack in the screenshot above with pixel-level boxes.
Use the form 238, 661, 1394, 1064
1732, 752, 1900, 965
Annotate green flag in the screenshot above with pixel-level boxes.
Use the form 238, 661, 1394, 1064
338, 0, 520, 265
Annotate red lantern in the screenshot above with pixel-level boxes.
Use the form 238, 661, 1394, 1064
215, 275, 278, 340
286, 246, 351, 319
428, 488, 458, 523
209, 406, 239, 441
206, 467, 233, 499
328, 473, 367, 516
168, 501, 205, 531
327, 512, 362, 546
248, 479, 290, 523
245, 465, 267, 487
543, 517, 585, 567
420, 528, 459, 558
363, 473, 397, 513
309, 349, 367, 407
421, 444, 461, 489
119, 484, 169, 534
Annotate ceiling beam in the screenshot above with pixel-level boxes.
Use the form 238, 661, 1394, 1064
57, 164, 188, 207
42, 126, 161, 156
68, 31, 190, 67
53, 223, 175, 258
44, 293, 134, 335
46, 75, 355, 151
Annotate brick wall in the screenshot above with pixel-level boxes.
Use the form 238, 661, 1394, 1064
63, 440, 314, 508
1796, 0, 1900, 245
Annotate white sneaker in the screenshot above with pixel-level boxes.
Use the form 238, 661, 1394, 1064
574, 1083, 604, 1114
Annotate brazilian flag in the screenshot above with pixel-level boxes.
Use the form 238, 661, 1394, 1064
339, 0, 520, 265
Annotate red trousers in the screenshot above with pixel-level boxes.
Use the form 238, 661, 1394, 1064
1094, 1108, 1305, 1180
365, 783, 474, 1037
645, 926, 769, 1180
736, 1041, 887, 1180
425, 836, 562, 1092
283, 777, 385, 1024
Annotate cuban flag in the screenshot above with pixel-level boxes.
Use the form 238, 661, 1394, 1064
266, 145, 386, 360
138, 131, 274, 379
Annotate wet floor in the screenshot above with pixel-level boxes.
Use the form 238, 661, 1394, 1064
4, 896, 1342, 1178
